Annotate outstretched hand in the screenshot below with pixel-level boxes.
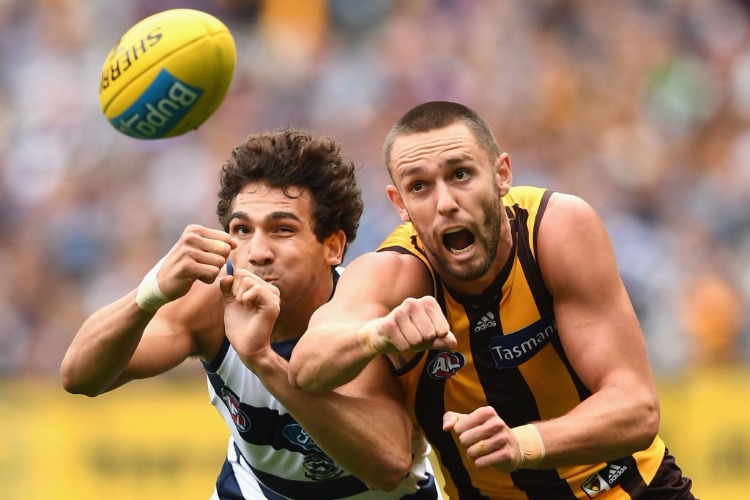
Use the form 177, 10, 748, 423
220, 263, 281, 367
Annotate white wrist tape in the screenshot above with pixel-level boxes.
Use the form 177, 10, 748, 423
136, 255, 170, 312
512, 423, 546, 469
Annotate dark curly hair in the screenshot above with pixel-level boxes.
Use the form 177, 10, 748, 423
217, 128, 363, 257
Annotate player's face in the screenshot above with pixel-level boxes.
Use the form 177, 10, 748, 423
227, 182, 343, 312
387, 123, 512, 293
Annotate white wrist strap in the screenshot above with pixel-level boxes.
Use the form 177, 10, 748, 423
136, 256, 170, 312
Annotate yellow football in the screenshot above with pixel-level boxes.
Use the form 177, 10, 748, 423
99, 9, 236, 139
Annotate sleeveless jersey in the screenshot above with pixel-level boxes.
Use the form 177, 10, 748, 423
377, 186, 666, 500
202, 268, 441, 500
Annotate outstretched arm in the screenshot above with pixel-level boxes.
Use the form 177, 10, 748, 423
288, 250, 455, 393
60, 225, 234, 396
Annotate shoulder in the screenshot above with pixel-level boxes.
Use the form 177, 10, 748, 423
537, 192, 616, 290
335, 250, 434, 312
542, 192, 604, 237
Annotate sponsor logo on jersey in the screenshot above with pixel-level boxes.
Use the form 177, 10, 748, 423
109, 68, 203, 138
427, 351, 465, 379
474, 311, 497, 332
220, 387, 250, 432
607, 463, 627, 483
488, 312, 556, 369
303, 453, 345, 481
282, 423, 345, 481
283, 423, 321, 452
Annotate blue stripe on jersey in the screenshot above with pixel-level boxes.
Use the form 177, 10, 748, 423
205, 370, 321, 453
215, 456, 245, 499
403, 474, 439, 500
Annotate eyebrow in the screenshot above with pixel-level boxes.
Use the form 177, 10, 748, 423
399, 155, 472, 178
229, 210, 303, 224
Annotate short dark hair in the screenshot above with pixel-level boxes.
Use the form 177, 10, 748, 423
383, 101, 500, 173
217, 128, 363, 257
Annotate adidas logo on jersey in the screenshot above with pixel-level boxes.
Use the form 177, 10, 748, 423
607, 463, 627, 484
474, 311, 497, 332
580, 462, 629, 498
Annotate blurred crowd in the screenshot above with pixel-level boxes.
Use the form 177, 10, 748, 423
1, 0, 749, 377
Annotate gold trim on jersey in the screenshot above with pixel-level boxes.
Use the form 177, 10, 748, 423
377, 186, 665, 499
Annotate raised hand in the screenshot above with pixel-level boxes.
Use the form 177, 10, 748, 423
156, 224, 235, 300
359, 296, 457, 355
220, 263, 281, 367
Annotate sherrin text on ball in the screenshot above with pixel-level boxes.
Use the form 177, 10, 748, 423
99, 9, 236, 139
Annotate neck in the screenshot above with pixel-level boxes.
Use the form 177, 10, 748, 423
270, 272, 334, 343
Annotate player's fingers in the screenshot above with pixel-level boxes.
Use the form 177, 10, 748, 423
443, 411, 463, 430
233, 274, 258, 301
239, 279, 280, 311
422, 297, 451, 337
394, 312, 427, 347
432, 331, 457, 350
219, 275, 234, 298
213, 239, 231, 256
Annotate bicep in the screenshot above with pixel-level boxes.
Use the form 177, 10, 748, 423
114, 289, 213, 387
310, 251, 434, 327
538, 194, 654, 393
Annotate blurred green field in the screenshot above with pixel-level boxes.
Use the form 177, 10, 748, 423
2, 367, 749, 499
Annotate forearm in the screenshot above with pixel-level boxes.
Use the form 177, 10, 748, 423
289, 322, 375, 392
534, 383, 659, 467
251, 352, 411, 491
60, 289, 153, 396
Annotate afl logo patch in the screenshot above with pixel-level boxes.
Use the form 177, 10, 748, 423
428, 351, 465, 379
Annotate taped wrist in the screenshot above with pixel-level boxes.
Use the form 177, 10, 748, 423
357, 320, 384, 358
512, 424, 546, 469
136, 256, 170, 312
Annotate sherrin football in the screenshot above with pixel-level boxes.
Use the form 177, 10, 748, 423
99, 9, 236, 140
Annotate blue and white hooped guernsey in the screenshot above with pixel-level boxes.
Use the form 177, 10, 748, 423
203, 333, 440, 499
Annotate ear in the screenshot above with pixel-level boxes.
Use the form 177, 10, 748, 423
386, 185, 410, 222
323, 229, 346, 266
495, 152, 512, 196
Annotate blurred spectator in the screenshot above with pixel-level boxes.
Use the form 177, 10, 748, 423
1, 0, 749, 377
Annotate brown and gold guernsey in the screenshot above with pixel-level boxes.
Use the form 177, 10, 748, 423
377, 186, 665, 500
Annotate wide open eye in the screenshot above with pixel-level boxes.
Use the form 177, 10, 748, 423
454, 169, 470, 181
409, 181, 425, 193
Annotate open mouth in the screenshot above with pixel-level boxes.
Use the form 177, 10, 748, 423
442, 228, 475, 254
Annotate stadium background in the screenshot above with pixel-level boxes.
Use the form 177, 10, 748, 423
1, 0, 750, 498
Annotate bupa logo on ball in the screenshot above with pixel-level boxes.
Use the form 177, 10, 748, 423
110, 68, 203, 139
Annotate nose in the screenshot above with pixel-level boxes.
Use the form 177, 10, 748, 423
435, 180, 459, 216
247, 231, 275, 266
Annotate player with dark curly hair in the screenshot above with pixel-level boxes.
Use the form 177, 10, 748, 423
61, 128, 440, 499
